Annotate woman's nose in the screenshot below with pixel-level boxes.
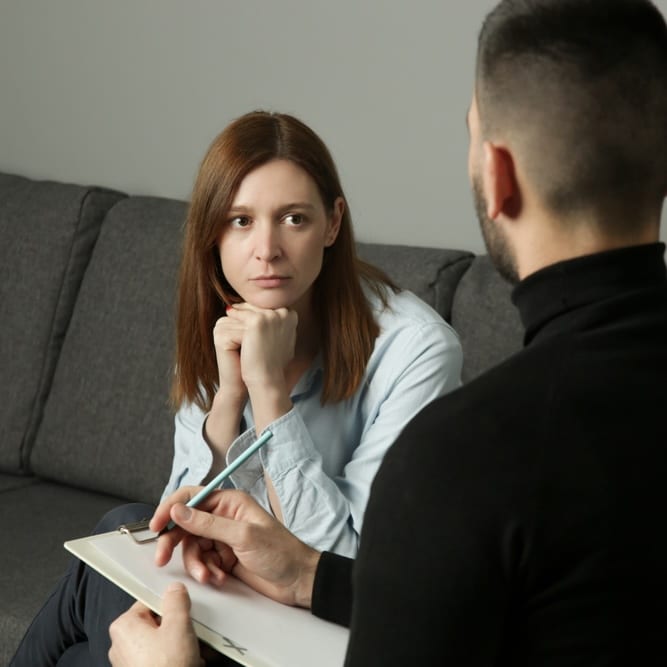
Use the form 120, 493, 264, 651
254, 223, 281, 262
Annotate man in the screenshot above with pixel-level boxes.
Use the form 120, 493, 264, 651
110, 0, 667, 664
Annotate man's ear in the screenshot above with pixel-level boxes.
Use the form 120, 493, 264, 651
325, 197, 345, 246
482, 141, 520, 220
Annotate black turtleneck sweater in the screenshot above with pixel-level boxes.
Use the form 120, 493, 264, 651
312, 243, 667, 666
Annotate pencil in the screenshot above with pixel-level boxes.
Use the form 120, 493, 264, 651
164, 429, 273, 531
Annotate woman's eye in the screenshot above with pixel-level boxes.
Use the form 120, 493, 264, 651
284, 213, 304, 226
230, 216, 251, 228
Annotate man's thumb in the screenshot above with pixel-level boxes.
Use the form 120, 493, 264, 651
172, 503, 193, 524
161, 581, 192, 622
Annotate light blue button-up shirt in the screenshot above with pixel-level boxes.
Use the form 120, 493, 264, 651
162, 289, 462, 557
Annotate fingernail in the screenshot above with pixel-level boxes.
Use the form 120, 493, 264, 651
173, 504, 192, 521
167, 582, 186, 593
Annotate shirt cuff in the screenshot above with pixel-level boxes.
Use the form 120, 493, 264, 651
225, 426, 265, 490
258, 408, 316, 478
226, 408, 314, 489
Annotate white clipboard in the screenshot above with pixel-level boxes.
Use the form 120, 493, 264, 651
65, 530, 348, 667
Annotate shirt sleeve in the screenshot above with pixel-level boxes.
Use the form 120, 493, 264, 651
160, 401, 213, 502
226, 320, 462, 556
311, 551, 355, 627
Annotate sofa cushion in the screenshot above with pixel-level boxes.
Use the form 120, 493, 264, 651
0, 173, 124, 474
357, 242, 474, 320
0, 472, 39, 494
30, 197, 186, 503
0, 481, 122, 664
450, 255, 525, 383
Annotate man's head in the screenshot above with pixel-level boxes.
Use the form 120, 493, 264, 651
470, 0, 667, 276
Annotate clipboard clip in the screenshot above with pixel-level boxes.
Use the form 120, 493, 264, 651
118, 518, 160, 544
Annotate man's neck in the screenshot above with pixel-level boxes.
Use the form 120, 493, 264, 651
515, 215, 661, 281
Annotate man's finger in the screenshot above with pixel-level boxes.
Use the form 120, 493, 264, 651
159, 582, 192, 630
181, 535, 211, 584
170, 503, 248, 551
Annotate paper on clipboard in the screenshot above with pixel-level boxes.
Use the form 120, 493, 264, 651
65, 531, 348, 667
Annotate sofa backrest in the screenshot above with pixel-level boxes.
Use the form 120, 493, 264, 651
451, 256, 524, 383
357, 243, 525, 383
0, 173, 124, 474
30, 196, 186, 503
7, 174, 525, 504
356, 242, 474, 320
27, 229, 486, 502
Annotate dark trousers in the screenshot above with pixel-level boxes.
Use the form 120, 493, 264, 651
10, 503, 153, 667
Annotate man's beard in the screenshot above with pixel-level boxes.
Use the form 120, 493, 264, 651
472, 175, 520, 284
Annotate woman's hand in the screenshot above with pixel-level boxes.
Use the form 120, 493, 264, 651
225, 303, 298, 391
212, 309, 249, 405
224, 303, 297, 435
204, 310, 251, 462
206, 303, 296, 499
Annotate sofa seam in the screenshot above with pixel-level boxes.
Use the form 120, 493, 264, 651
430, 252, 476, 321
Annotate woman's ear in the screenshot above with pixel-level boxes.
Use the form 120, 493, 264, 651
325, 197, 345, 246
482, 141, 519, 220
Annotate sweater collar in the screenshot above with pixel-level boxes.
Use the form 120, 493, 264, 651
511, 243, 666, 345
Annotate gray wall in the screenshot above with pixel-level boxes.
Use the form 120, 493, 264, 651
1, 0, 665, 252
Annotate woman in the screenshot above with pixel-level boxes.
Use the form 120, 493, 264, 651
163, 110, 462, 556
11, 111, 461, 666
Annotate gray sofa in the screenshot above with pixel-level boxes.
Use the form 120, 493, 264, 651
0, 171, 524, 662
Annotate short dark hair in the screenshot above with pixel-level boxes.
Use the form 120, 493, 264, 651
476, 0, 667, 224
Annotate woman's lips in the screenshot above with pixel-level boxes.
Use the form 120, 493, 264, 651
251, 276, 290, 288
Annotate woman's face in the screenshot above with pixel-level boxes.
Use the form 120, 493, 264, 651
218, 159, 343, 313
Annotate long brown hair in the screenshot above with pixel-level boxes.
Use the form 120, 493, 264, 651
171, 111, 396, 412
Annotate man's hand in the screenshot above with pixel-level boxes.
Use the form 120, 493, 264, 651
108, 582, 203, 667
150, 488, 320, 608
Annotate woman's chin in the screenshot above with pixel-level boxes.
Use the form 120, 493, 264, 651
244, 294, 294, 311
